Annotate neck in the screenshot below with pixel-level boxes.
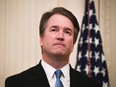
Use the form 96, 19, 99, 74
42, 54, 69, 69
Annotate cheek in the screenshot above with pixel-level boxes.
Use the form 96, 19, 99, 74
40, 35, 53, 47
67, 38, 74, 51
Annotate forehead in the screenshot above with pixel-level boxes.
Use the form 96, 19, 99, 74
47, 14, 74, 29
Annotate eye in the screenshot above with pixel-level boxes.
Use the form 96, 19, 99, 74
65, 29, 72, 35
51, 28, 57, 32
50, 26, 58, 32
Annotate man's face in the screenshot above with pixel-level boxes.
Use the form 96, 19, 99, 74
40, 14, 75, 58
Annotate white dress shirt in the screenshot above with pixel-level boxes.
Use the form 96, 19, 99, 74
41, 60, 70, 87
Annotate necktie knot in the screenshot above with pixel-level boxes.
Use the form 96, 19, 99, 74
55, 70, 62, 79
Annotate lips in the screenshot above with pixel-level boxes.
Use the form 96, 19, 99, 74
53, 43, 65, 47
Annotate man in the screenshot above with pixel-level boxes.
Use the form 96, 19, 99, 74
5, 7, 101, 87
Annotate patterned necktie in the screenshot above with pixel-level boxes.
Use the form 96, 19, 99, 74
55, 70, 63, 87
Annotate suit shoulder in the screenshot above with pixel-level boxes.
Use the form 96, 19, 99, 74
70, 68, 101, 87
7, 64, 39, 78
5, 64, 40, 87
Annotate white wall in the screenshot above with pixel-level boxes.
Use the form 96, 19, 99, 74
0, 0, 116, 87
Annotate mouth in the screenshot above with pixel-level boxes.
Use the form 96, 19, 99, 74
53, 43, 65, 47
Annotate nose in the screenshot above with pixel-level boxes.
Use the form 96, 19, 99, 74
56, 30, 64, 41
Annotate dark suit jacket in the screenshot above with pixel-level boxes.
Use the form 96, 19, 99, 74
5, 61, 101, 87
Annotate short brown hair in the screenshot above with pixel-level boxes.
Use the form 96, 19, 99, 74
39, 7, 80, 44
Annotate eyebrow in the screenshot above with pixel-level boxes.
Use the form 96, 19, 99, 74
51, 25, 72, 30
51, 25, 58, 28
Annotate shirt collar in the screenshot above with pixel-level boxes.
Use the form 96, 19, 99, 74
41, 60, 56, 81
60, 63, 70, 79
41, 59, 70, 81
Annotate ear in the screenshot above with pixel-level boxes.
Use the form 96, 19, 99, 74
40, 36, 43, 46
71, 44, 74, 52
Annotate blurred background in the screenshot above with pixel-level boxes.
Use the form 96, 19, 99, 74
0, 0, 116, 87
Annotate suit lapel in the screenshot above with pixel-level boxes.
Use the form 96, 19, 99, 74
30, 61, 50, 87
70, 65, 82, 87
